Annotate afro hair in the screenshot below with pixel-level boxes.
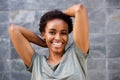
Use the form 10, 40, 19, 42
39, 10, 73, 34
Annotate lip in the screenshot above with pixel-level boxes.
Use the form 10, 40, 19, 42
52, 42, 63, 48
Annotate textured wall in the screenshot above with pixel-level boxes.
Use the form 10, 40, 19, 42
0, 0, 120, 80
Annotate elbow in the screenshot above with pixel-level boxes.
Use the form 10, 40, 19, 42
8, 24, 15, 32
8, 24, 20, 36
75, 4, 86, 13
8, 24, 17, 33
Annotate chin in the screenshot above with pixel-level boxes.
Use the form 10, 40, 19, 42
51, 48, 65, 54
53, 50, 63, 54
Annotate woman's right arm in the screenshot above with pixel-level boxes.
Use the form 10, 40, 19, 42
8, 24, 46, 67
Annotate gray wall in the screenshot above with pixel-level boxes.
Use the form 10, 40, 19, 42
0, 0, 120, 80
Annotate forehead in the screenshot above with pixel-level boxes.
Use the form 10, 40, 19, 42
46, 19, 68, 30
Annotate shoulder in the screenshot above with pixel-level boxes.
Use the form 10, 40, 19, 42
66, 42, 88, 58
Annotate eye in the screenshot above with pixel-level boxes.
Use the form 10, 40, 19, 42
61, 31, 67, 35
49, 31, 56, 35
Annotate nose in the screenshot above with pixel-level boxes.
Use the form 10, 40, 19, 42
55, 33, 61, 41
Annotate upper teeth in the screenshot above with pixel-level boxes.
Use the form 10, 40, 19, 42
53, 42, 62, 46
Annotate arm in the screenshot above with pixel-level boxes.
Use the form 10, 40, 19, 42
8, 24, 47, 67
64, 4, 89, 54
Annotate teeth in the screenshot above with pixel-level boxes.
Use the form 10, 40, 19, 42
52, 42, 62, 47
53, 43, 62, 45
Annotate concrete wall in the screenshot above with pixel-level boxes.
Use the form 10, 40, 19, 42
0, 0, 120, 80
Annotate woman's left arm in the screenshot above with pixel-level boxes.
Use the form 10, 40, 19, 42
64, 4, 89, 54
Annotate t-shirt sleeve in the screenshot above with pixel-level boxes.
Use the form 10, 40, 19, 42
73, 42, 89, 78
73, 42, 89, 59
25, 52, 39, 73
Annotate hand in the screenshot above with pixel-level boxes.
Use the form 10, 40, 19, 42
41, 38, 48, 48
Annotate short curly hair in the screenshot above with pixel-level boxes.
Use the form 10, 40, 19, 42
39, 10, 73, 34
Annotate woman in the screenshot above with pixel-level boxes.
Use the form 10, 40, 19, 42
9, 4, 89, 80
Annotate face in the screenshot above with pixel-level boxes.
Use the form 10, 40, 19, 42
42, 19, 68, 54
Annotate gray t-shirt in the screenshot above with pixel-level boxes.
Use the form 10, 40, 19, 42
26, 42, 88, 80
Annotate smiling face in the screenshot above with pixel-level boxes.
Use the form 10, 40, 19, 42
42, 19, 68, 55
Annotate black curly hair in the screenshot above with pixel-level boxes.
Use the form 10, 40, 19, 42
39, 10, 73, 34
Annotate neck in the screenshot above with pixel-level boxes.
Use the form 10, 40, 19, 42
47, 50, 64, 65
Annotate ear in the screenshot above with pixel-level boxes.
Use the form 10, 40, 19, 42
41, 32, 46, 40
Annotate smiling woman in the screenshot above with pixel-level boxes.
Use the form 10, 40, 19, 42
43, 19, 69, 65
8, 4, 89, 80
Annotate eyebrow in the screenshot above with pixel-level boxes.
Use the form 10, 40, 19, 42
49, 29, 56, 31
61, 30, 68, 32
49, 28, 68, 32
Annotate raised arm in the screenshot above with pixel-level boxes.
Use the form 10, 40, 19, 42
8, 24, 46, 67
64, 4, 89, 54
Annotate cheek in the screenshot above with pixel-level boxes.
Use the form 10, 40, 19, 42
45, 34, 53, 44
64, 36, 68, 43
44, 31, 51, 39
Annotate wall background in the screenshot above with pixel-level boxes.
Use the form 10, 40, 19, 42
0, 0, 120, 80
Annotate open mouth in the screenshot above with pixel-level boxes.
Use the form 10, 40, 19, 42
52, 42, 63, 48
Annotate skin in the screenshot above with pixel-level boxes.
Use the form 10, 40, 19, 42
64, 4, 89, 54
8, 4, 89, 67
42, 19, 69, 65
